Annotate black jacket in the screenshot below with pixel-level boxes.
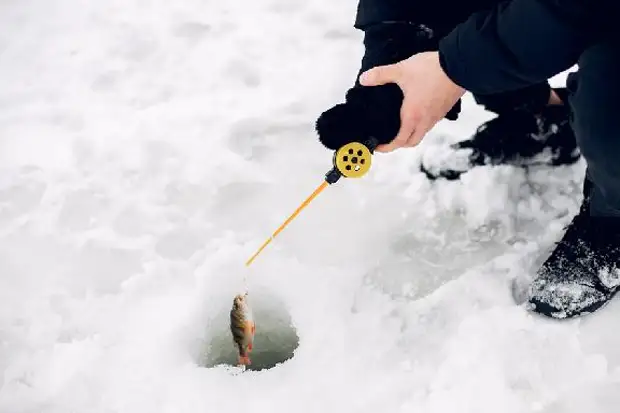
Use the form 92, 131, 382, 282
438, 0, 617, 95
354, 0, 500, 34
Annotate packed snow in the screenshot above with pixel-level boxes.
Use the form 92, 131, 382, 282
2, 0, 620, 412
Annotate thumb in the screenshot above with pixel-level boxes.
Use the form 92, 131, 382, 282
359, 63, 401, 87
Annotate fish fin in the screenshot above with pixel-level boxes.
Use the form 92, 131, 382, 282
239, 356, 251, 366
252, 324, 256, 334
248, 342, 253, 351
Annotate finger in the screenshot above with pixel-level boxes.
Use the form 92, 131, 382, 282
406, 119, 432, 148
375, 128, 415, 153
376, 100, 418, 153
393, 103, 419, 146
375, 143, 402, 153
375, 132, 412, 152
359, 63, 402, 87
375, 128, 412, 153
375, 143, 397, 153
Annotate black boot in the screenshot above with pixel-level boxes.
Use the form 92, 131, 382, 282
420, 89, 581, 181
527, 178, 620, 319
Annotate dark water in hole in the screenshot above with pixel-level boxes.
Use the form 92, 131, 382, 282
197, 294, 299, 371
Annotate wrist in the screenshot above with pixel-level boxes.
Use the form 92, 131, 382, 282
438, 48, 466, 92
435, 51, 466, 103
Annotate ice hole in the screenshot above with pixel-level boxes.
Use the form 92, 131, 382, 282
196, 293, 299, 371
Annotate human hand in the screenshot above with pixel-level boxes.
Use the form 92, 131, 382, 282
359, 51, 466, 153
315, 23, 461, 152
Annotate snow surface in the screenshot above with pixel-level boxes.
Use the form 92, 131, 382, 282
2, 0, 620, 412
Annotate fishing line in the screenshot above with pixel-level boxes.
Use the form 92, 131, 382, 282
243, 139, 378, 269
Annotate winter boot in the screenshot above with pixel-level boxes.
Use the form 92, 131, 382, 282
527, 178, 620, 319
419, 89, 581, 181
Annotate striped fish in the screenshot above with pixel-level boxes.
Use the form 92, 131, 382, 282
230, 293, 255, 366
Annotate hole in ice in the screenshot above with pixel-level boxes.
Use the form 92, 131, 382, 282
196, 293, 299, 371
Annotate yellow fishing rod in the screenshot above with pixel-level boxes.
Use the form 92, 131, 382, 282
245, 138, 379, 266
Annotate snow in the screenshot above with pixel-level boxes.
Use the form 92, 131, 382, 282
1, 0, 620, 412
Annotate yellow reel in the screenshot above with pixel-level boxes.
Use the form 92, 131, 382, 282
333, 142, 373, 178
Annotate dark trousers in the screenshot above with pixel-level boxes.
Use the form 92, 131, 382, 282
567, 40, 620, 216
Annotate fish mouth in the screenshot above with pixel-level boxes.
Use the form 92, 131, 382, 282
233, 292, 249, 306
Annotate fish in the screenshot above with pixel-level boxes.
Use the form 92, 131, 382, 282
230, 292, 256, 366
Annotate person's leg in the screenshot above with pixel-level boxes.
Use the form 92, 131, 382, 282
527, 40, 620, 319
569, 42, 620, 218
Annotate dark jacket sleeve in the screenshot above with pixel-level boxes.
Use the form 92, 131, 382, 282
438, 0, 604, 95
354, 0, 501, 33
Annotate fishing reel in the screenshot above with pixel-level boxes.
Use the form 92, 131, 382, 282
325, 138, 379, 184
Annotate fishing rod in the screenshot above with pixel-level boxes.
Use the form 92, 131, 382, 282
245, 138, 379, 266
233, 138, 378, 368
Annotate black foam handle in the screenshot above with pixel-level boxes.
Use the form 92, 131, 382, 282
364, 137, 379, 153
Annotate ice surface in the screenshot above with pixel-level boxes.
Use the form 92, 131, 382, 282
1, 0, 620, 412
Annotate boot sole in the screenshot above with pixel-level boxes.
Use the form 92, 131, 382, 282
526, 285, 620, 320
